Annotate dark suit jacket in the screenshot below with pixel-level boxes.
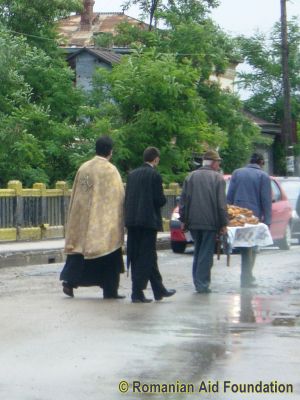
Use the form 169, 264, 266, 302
125, 163, 166, 231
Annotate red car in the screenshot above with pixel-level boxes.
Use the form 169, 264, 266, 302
276, 177, 300, 244
170, 176, 292, 253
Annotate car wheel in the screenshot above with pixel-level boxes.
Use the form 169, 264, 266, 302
171, 241, 186, 253
278, 224, 292, 250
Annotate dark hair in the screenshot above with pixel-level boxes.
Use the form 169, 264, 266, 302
143, 147, 160, 162
95, 136, 113, 157
250, 152, 264, 164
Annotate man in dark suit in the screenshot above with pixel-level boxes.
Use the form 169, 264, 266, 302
125, 147, 176, 303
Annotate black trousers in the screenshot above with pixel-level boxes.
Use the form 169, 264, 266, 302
60, 248, 124, 297
126, 227, 165, 297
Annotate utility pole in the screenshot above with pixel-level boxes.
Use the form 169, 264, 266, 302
280, 0, 294, 175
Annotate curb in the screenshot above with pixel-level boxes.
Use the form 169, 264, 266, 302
0, 249, 66, 268
0, 234, 171, 267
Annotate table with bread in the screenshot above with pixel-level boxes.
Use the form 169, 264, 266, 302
226, 205, 273, 248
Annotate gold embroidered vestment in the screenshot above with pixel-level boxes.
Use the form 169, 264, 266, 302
64, 156, 124, 259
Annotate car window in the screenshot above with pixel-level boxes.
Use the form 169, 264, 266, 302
280, 181, 300, 201
271, 180, 281, 202
225, 177, 230, 194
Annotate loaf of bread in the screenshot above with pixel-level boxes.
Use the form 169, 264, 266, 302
227, 205, 259, 227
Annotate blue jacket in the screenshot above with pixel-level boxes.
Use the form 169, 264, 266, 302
227, 164, 272, 225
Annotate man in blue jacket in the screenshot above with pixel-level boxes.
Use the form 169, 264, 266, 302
227, 153, 272, 288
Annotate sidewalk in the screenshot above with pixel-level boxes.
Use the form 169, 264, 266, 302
0, 233, 171, 267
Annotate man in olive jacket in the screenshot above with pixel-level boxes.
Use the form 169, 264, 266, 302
179, 150, 228, 293
125, 147, 176, 303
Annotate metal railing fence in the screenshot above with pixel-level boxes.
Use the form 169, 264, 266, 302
0, 181, 181, 240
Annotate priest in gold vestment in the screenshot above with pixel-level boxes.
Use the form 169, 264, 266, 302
60, 136, 125, 299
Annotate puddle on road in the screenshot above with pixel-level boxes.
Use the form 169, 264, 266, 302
19, 264, 60, 278
22, 270, 58, 277
271, 311, 300, 326
271, 317, 297, 326
225, 290, 300, 329
228, 326, 257, 334
175, 329, 222, 339
226, 293, 272, 325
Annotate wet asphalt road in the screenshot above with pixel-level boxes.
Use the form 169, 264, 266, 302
0, 245, 300, 400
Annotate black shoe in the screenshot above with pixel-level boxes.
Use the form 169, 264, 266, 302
154, 289, 176, 301
196, 287, 211, 294
131, 295, 153, 303
62, 282, 74, 297
104, 294, 126, 299
132, 298, 153, 303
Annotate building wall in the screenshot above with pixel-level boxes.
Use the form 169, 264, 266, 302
75, 52, 111, 91
209, 64, 237, 92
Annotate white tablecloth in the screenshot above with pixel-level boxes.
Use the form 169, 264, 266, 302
227, 223, 273, 248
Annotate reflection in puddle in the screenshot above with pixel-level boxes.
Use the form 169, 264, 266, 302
271, 313, 300, 326
240, 293, 256, 323
228, 326, 256, 334
228, 293, 272, 325
228, 293, 300, 329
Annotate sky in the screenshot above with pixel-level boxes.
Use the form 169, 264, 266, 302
93, 0, 300, 37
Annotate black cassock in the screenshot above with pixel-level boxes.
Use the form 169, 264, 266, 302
60, 248, 124, 297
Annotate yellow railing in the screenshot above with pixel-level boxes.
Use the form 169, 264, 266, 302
0, 181, 181, 241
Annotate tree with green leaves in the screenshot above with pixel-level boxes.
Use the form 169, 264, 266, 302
0, 0, 91, 186
88, 0, 259, 177
0, 28, 84, 186
123, 0, 219, 30
197, 82, 261, 172
113, 21, 161, 48
159, 0, 219, 26
122, 0, 162, 30
89, 50, 227, 182
237, 18, 300, 174
0, 0, 264, 186
0, 0, 82, 52
237, 18, 300, 124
